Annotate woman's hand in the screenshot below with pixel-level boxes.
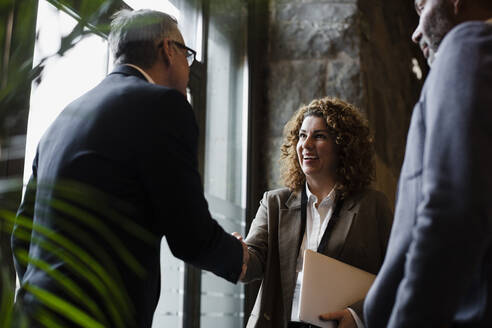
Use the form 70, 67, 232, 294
319, 309, 357, 328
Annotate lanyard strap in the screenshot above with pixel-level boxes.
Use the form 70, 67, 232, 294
297, 185, 344, 256
297, 185, 308, 258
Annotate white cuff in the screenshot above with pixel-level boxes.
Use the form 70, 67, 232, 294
347, 307, 365, 328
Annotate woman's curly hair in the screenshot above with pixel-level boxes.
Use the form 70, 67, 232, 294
280, 97, 375, 199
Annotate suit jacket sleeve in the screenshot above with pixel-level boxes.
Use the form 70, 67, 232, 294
387, 23, 492, 327
135, 89, 243, 283
11, 154, 38, 281
243, 191, 270, 282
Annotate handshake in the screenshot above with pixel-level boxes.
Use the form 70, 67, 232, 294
230, 231, 357, 327
232, 232, 249, 282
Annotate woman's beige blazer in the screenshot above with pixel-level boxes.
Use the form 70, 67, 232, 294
243, 187, 393, 328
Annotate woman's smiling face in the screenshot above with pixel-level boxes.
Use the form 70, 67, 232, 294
296, 115, 338, 183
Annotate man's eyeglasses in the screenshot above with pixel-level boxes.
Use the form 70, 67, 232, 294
170, 40, 196, 66
158, 40, 196, 66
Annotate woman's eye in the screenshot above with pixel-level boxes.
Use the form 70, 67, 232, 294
299, 133, 306, 139
315, 134, 326, 139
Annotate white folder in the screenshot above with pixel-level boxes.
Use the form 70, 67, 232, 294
298, 249, 375, 328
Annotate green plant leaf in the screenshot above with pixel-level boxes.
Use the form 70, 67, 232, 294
23, 283, 105, 328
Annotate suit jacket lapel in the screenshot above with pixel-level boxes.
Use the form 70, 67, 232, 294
278, 190, 302, 318
321, 195, 358, 258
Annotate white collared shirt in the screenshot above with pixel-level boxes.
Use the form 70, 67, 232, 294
124, 63, 155, 84
290, 183, 364, 327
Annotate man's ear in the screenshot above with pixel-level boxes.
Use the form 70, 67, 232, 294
160, 38, 173, 66
450, 0, 463, 16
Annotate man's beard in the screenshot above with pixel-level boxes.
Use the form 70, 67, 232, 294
424, 1, 456, 65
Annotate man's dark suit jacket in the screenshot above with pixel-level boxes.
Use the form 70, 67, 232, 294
364, 21, 492, 328
11, 65, 243, 327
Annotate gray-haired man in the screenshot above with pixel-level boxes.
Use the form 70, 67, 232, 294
12, 9, 248, 327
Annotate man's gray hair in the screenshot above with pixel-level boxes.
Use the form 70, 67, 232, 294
109, 9, 181, 68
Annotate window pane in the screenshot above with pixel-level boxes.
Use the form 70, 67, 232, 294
152, 239, 185, 327
202, 0, 249, 326
170, 0, 203, 61
204, 3, 248, 207
24, 0, 109, 185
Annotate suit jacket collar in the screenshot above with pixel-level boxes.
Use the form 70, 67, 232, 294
109, 64, 148, 82
284, 189, 301, 209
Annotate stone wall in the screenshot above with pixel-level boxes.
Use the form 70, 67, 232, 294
256, 0, 426, 207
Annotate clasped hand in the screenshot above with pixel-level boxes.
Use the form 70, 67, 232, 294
230, 232, 356, 328
231, 232, 249, 281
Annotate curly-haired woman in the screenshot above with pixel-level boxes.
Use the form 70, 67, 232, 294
239, 97, 393, 328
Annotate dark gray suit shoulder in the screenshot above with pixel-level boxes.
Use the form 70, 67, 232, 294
442, 20, 492, 45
